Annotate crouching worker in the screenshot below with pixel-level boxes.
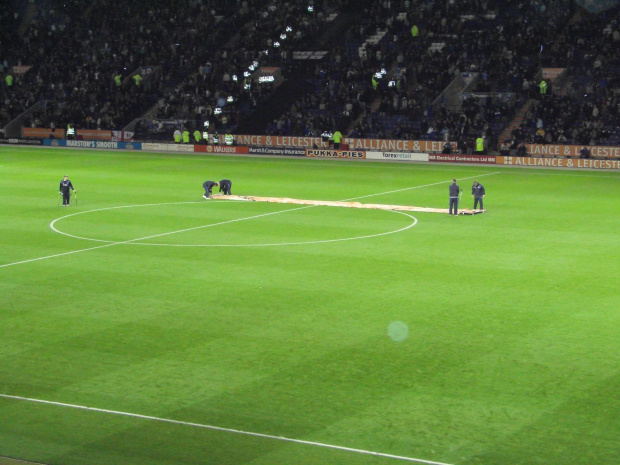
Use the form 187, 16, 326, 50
219, 179, 232, 195
202, 180, 218, 199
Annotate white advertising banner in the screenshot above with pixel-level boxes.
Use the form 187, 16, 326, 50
142, 143, 168, 151
171, 144, 195, 152
365, 151, 429, 161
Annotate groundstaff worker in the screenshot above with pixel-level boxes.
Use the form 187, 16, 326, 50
59, 175, 76, 206
472, 180, 485, 210
202, 180, 219, 199
219, 179, 232, 195
449, 178, 461, 215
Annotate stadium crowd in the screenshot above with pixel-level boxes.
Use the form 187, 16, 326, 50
1, 0, 619, 152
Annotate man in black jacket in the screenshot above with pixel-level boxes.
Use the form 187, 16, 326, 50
449, 179, 461, 215
59, 175, 76, 206
472, 180, 486, 210
202, 180, 219, 199
219, 179, 232, 195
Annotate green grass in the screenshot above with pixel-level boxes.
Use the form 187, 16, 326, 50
0, 146, 619, 465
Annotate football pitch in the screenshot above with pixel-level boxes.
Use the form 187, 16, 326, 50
0, 146, 618, 465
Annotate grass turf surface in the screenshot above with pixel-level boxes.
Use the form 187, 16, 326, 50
0, 146, 619, 465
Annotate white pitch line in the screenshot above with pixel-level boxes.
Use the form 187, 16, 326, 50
342, 171, 501, 202
52, 209, 418, 248
48, 201, 316, 244
0, 393, 455, 465
0, 202, 314, 268
0, 241, 121, 269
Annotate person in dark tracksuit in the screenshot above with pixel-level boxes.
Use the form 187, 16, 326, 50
59, 175, 76, 206
472, 181, 486, 210
202, 180, 218, 199
449, 178, 461, 215
218, 179, 232, 195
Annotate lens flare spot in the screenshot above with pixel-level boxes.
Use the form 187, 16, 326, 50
387, 321, 409, 342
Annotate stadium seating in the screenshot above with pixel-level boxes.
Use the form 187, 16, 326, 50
1, 0, 619, 153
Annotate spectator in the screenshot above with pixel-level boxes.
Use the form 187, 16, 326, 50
579, 146, 591, 159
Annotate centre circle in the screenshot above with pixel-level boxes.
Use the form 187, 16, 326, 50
50, 201, 418, 247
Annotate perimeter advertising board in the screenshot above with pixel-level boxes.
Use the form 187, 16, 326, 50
194, 145, 249, 154
429, 154, 496, 164
525, 144, 620, 159
365, 151, 429, 161
0, 138, 43, 145
141, 143, 193, 152
23, 127, 113, 140
43, 139, 141, 150
236, 135, 323, 148
497, 156, 620, 169
306, 149, 365, 159
141, 143, 169, 151
347, 139, 452, 153
76, 129, 112, 141
248, 147, 305, 156
235, 135, 454, 153
23, 127, 66, 138
170, 144, 195, 152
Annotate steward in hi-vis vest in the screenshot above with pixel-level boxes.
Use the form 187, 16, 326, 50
66, 124, 75, 140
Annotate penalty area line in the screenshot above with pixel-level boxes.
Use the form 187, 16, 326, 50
0, 393, 455, 465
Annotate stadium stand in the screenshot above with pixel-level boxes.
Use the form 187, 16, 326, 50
1, 0, 619, 154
